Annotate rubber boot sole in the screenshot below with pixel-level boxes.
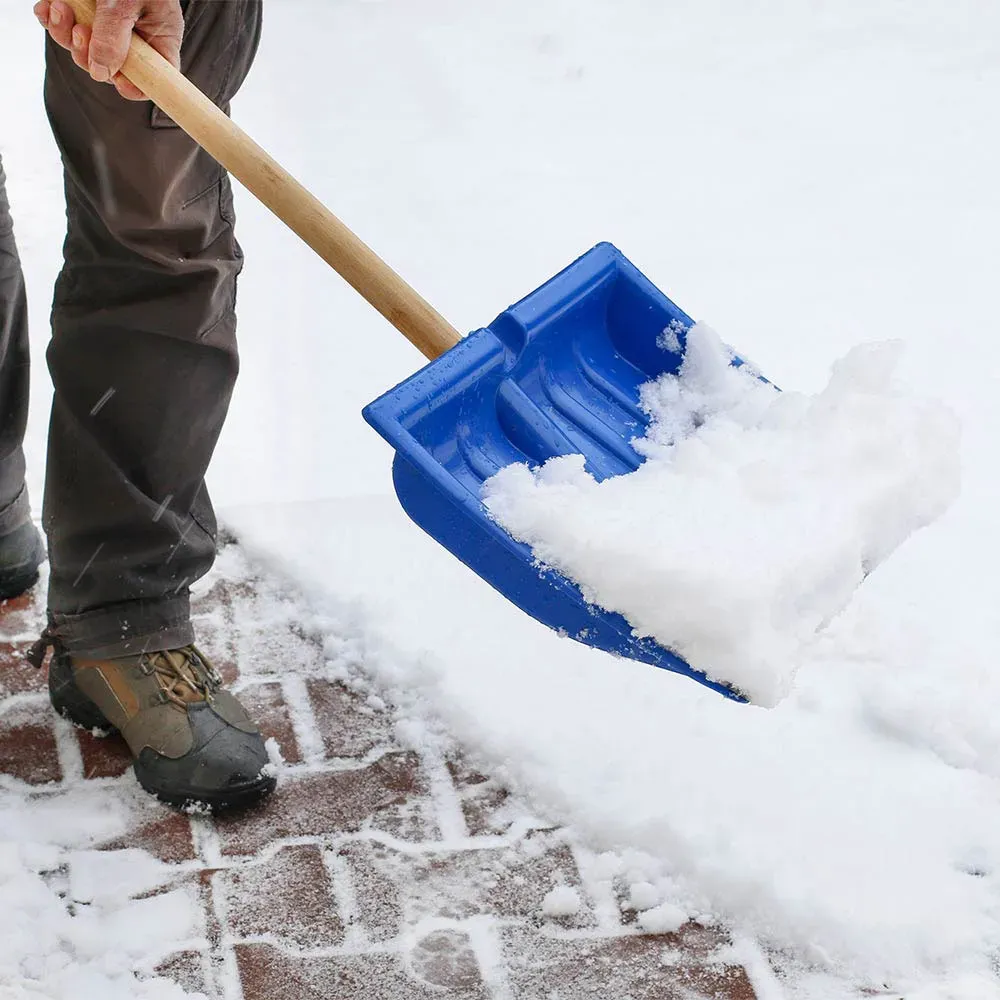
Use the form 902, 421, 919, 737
139, 771, 277, 814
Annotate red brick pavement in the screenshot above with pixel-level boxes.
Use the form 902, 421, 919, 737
0, 543, 762, 999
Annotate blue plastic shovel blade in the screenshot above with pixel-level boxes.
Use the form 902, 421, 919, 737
363, 243, 745, 701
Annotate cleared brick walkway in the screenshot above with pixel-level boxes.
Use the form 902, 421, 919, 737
0, 542, 760, 999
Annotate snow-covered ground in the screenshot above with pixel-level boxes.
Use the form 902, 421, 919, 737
4, 0, 1000, 997
0, 768, 204, 999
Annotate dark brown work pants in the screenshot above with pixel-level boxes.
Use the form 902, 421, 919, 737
0, 0, 262, 658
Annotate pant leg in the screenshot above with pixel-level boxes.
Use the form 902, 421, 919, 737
43, 0, 263, 658
0, 156, 32, 534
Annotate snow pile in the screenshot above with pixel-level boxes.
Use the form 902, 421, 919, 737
483, 324, 960, 704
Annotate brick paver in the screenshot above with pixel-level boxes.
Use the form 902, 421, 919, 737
0, 541, 762, 999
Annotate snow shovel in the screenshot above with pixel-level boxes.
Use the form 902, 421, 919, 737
65, 0, 743, 701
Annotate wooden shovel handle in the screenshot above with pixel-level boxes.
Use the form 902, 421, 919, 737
61, 0, 462, 361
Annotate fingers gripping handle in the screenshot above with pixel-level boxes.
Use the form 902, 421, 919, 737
61, 0, 463, 362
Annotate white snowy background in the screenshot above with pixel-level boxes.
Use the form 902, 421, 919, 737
3, 0, 1000, 997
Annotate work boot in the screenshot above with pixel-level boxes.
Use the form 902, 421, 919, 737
44, 644, 276, 812
0, 521, 45, 600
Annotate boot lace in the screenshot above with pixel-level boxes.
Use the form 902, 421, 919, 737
141, 646, 223, 708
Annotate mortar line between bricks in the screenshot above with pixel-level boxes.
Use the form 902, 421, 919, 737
361, 824, 536, 855
214, 825, 542, 867
210, 828, 517, 870
255, 747, 404, 777
50, 716, 85, 785
278, 674, 326, 764
198, 950, 219, 1000
221, 669, 369, 692
462, 915, 516, 1000
420, 746, 470, 842
192, 814, 222, 867
321, 844, 367, 952
205, 864, 246, 1000
215, 833, 330, 867
191, 815, 243, 1000
0, 690, 49, 716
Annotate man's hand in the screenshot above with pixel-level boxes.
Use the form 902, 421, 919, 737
34, 0, 183, 101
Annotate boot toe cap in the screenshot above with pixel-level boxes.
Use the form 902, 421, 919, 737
135, 702, 276, 812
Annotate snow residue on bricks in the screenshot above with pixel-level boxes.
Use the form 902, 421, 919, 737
483, 323, 961, 705
0, 788, 203, 999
